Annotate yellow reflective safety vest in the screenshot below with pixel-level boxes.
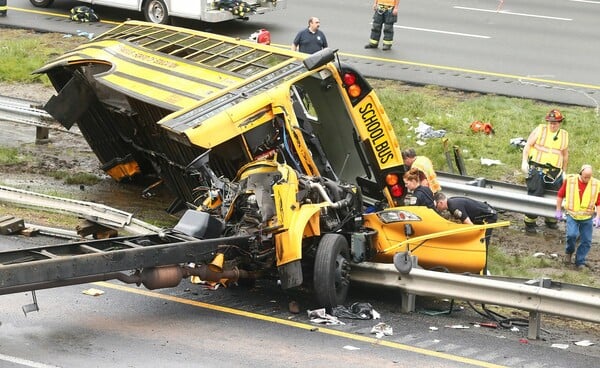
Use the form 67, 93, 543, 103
528, 124, 568, 168
412, 156, 441, 193
377, 0, 397, 7
564, 174, 600, 220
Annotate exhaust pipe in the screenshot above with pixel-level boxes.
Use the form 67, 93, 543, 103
117, 264, 254, 290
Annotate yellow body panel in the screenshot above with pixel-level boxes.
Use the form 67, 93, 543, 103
351, 93, 403, 170
364, 207, 510, 273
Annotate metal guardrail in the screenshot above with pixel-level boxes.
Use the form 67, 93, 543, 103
0, 94, 55, 128
351, 262, 600, 335
0, 185, 160, 235
438, 176, 556, 219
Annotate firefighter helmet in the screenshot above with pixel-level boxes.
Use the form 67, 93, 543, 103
545, 109, 564, 123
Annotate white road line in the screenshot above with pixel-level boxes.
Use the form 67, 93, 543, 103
570, 0, 600, 4
393, 25, 490, 39
454, 6, 573, 21
0, 353, 61, 368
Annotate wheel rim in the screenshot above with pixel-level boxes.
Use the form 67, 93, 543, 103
148, 2, 165, 23
334, 254, 351, 295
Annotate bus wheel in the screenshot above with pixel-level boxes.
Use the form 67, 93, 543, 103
313, 234, 351, 311
144, 0, 169, 24
29, 0, 54, 7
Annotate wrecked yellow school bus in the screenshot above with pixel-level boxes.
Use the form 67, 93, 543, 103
0, 21, 508, 309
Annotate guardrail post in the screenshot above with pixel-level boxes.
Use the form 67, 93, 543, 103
400, 290, 415, 313
527, 277, 551, 340
36, 127, 50, 144
399, 255, 419, 312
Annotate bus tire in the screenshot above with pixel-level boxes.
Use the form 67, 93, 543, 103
143, 0, 169, 24
313, 234, 351, 311
29, 0, 54, 7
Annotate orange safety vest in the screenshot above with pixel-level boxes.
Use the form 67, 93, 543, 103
528, 124, 568, 168
377, 0, 397, 7
412, 156, 441, 193
564, 174, 600, 220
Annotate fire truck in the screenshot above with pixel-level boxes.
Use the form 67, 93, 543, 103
0, 21, 507, 310
29, 0, 286, 24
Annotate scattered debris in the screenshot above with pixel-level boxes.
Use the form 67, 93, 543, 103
332, 302, 380, 320
510, 137, 527, 149
470, 121, 494, 135
445, 325, 470, 329
429, 326, 439, 331
480, 158, 503, 166
0, 215, 25, 235
307, 308, 345, 326
472, 322, 498, 329
82, 288, 104, 296
551, 343, 570, 349
370, 322, 393, 338
574, 340, 595, 347
415, 121, 446, 139
342, 345, 360, 351
510, 326, 520, 332
519, 338, 529, 344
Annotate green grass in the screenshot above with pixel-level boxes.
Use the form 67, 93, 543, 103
0, 29, 85, 84
373, 79, 600, 182
48, 170, 101, 185
0, 147, 24, 165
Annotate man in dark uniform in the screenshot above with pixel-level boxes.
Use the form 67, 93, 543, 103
292, 17, 328, 54
433, 192, 498, 249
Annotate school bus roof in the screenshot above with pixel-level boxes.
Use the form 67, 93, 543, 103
36, 21, 309, 130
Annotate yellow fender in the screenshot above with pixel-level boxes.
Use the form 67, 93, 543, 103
272, 164, 327, 266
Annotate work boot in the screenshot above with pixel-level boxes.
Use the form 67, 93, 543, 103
364, 43, 378, 49
564, 253, 573, 265
382, 44, 391, 51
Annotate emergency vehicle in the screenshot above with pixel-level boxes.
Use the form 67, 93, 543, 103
0, 21, 507, 310
29, 0, 286, 24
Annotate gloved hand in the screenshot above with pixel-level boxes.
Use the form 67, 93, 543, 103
521, 160, 529, 174
555, 210, 563, 221
593, 217, 600, 227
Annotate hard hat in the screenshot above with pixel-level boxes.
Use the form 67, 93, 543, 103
545, 109, 564, 123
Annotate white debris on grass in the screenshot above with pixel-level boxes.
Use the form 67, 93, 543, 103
480, 158, 503, 166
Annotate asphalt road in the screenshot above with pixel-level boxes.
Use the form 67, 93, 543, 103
2, 0, 599, 107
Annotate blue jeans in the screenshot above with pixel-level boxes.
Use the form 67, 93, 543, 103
565, 215, 593, 266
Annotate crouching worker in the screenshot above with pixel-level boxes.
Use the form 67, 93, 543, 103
555, 164, 600, 270
433, 192, 498, 249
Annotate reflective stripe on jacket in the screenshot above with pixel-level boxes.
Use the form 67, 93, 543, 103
564, 174, 600, 220
529, 124, 568, 168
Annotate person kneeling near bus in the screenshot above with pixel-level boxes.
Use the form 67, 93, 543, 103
433, 192, 497, 250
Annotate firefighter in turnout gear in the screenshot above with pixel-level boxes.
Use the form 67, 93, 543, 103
521, 109, 569, 233
364, 0, 400, 51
